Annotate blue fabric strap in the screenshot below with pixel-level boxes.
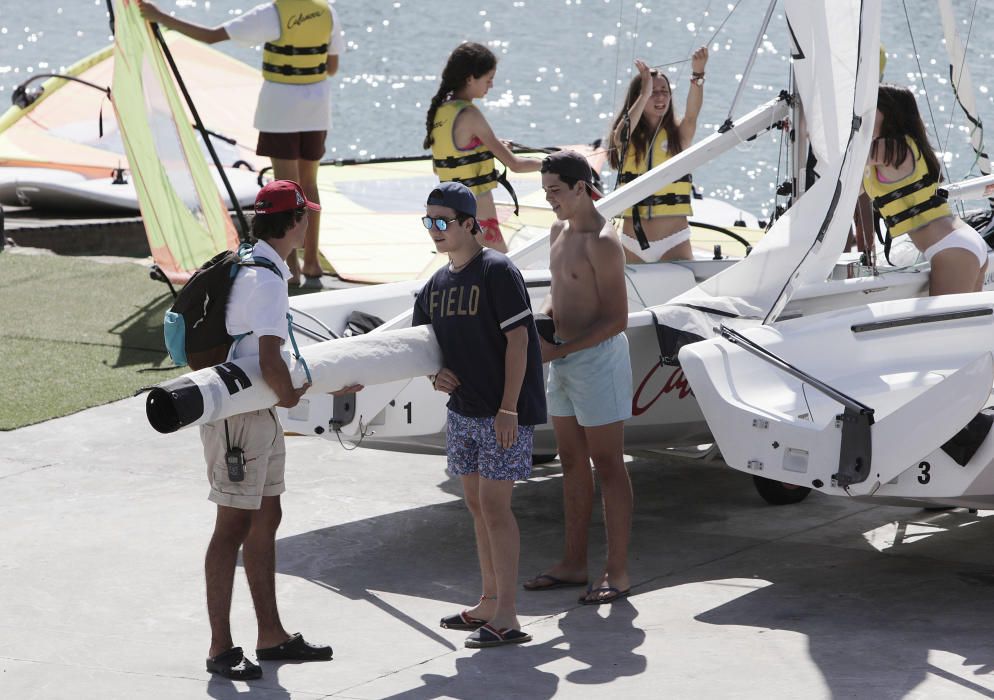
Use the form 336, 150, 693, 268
286, 313, 312, 384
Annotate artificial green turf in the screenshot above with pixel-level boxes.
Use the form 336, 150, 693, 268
0, 253, 185, 430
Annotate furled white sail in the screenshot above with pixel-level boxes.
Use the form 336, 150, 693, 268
146, 326, 441, 433
647, 0, 881, 352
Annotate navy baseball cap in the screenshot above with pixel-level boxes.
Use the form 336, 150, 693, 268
426, 182, 483, 233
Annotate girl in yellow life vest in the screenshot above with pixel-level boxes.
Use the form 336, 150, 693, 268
608, 47, 708, 263
423, 43, 542, 254
863, 85, 988, 295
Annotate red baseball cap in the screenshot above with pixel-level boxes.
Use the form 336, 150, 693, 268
254, 179, 321, 214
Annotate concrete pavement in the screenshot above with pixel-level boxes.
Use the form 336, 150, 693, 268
2, 397, 994, 699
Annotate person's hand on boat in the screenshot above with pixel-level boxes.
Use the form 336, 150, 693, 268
330, 384, 363, 396
277, 382, 311, 409
431, 368, 460, 394
691, 46, 709, 74
137, 0, 166, 23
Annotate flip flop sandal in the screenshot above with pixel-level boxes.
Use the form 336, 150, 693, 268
578, 586, 631, 605
440, 609, 487, 631
206, 647, 262, 680
465, 624, 532, 648
256, 633, 333, 661
522, 573, 588, 591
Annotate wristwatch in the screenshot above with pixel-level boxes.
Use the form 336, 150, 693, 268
691, 72, 705, 87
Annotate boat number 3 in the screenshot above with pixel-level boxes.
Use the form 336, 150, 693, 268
917, 461, 931, 485
404, 401, 413, 424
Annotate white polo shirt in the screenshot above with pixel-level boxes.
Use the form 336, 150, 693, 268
224, 2, 345, 133
225, 239, 291, 360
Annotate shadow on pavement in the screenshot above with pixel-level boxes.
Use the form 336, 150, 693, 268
273, 453, 994, 698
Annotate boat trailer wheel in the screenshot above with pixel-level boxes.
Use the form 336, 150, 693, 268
752, 475, 811, 505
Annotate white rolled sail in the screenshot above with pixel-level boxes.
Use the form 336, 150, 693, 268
146, 325, 442, 433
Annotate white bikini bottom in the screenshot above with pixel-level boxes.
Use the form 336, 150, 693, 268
619, 226, 692, 262
921, 223, 989, 267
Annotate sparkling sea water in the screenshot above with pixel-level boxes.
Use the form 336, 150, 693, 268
2, 0, 994, 218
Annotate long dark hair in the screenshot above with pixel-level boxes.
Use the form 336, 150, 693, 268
608, 69, 681, 170
423, 42, 498, 150
873, 84, 942, 182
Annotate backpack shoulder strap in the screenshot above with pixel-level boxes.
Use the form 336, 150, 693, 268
247, 257, 283, 279
236, 244, 284, 280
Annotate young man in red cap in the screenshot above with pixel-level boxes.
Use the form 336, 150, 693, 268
525, 150, 634, 605
414, 181, 546, 648
137, 0, 344, 288
199, 180, 337, 680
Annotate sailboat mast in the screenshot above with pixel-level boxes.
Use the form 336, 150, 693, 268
720, 0, 778, 132
786, 14, 810, 206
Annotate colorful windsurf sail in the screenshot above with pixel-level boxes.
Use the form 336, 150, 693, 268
0, 36, 263, 180
110, 0, 240, 282
0, 46, 119, 178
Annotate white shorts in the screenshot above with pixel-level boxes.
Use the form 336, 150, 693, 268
922, 223, 989, 267
882, 234, 922, 267
619, 227, 692, 262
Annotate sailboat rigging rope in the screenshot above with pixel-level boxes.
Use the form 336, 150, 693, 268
649, 0, 739, 73
770, 58, 790, 228
944, 0, 985, 183
609, 0, 626, 120
628, 1, 641, 79
942, 0, 975, 158
677, 0, 714, 85
901, 0, 951, 187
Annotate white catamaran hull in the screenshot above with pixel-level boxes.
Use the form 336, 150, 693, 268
680, 293, 994, 508
278, 249, 994, 455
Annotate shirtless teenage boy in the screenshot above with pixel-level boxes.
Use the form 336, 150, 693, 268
525, 150, 634, 605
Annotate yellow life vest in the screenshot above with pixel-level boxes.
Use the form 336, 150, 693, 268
262, 0, 332, 85
618, 130, 693, 218
430, 100, 498, 196
863, 136, 951, 238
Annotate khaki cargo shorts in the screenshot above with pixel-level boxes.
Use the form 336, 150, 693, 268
200, 408, 286, 510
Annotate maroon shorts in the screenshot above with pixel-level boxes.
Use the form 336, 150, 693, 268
256, 130, 327, 161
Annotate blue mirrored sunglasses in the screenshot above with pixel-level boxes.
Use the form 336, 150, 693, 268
422, 215, 459, 232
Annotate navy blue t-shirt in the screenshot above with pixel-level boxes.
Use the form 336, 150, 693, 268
413, 248, 546, 426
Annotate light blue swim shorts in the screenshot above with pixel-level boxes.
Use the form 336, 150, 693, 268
546, 333, 633, 427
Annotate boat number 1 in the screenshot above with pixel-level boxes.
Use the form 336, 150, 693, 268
917, 461, 931, 485
404, 401, 412, 424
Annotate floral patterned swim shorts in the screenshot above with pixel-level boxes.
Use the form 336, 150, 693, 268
446, 410, 534, 482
